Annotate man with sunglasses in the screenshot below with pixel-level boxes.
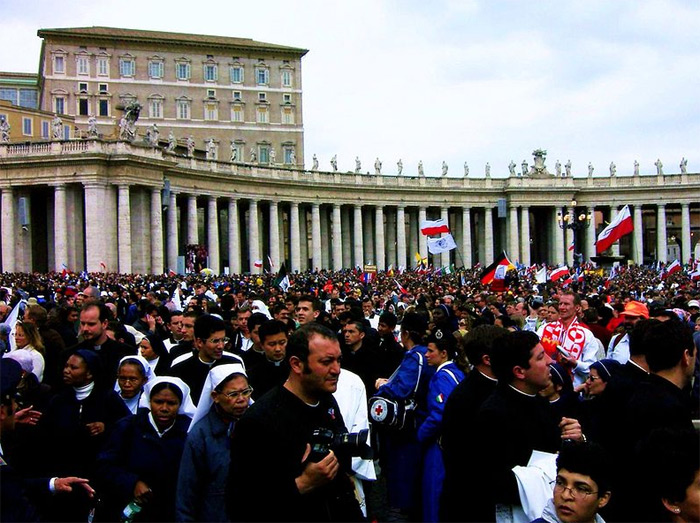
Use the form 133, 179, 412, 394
169, 315, 243, 405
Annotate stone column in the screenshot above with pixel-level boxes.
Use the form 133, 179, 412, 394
386, 210, 397, 269
207, 196, 219, 274
484, 206, 494, 265
375, 206, 385, 271
167, 192, 178, 273
555, 207, 566, 265
409, 209, 419, 267
299, 207, 309, 270
1, 188, 15, 273
53, 184, 69, 272
509, 205, 519, 264
418, 207, 428, 264
332, 204, 342, 270
151, 188, 164, 274
363, 209, 374, 264
248, 199, 260, 273
585, 206, 596, 265
117, 184, 132, 274
341, 207, 352, 268
520, 206, 530, 267
228, 198, 241, 274
462, 207, 472, 267
566, 205, 575, 266
397, 205, 407, 269
290, 202, 301, 272
633, 204, 644, 265
440, 207, 450, 267
657, 204, 667, 263
354, 205, 364, 267
320, 208, 330, 269
311, 203, 321, 270
84, 183, 107, 273
269, 200, 280, 271
187, 195, 198, 245
611, 207, 620, 258
681, 203, 691, 263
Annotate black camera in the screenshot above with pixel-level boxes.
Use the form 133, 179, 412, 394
307, 428, 373, 463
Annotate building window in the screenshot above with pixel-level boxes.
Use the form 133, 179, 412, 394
22, 118, 32, 136
231, 105, 244, 122
258, 92, 267, 102
77, 56, 89, 75
54, 96, 65, 114
53, 55, 65, 74
231, 142, 243, 161
63, 125, 70, 140
97, 57, 109, 76
98, 83, 108, 93
204, 63, 218, 82
230, 65, 244, 84
282, 107, 294, 124
206, 89, 216, 99
281, 70, 292, 87
78, 82, 88, 93
256, 67, 269, 85
233, 90, 242, 101
41, 120, 49, 138
256, 106, 268, 123
149, 60, 164, 79
259, 145, 270, 164
284, 147, 295, 164
78, 98, 89, 116
177, 99, 191, 119
149, 98, 163, 118
98, 99, 110, 117
204, 102, 218, 121
176, 62, 191, 80
119, 58, 135, 77
0, 88, 17, 105
283, 93, 292, 104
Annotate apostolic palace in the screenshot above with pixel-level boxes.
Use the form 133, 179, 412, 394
0, 27, 698, 275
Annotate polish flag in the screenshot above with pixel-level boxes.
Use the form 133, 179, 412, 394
550, 266, 570, 282
420, 218, 450, 236
253, 259, 263, 268
568, 240, 575, 252
664, 259, 681, 278
690, 269, 700, 281
596, 205, 633, 254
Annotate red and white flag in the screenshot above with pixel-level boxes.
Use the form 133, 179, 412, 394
568, 240, 575, 252
253, 259, 263, 268
550, 266, 570, 282
596, 205, 633, 254
664, 259, 681, 278
420, 218, 450, 236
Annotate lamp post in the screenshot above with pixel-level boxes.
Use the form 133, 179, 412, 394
557, 199, 592, 268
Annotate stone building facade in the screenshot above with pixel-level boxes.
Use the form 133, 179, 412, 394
1, 141, 698, 275
37, 26, 307, 164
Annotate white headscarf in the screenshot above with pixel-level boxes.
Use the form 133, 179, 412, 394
139, 376, 196, 419
250, 300, 272, 319
189, 363, 248, 431
113, 355, 154, 394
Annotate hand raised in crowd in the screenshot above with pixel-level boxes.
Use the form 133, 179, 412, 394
559, 417, 584, 442
295, 443, 339, 494
54, 477, 95, 498
15, 406, 42, 425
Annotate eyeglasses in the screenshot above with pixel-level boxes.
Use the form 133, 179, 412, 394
117, 376, 142, 384
586, 375, 600, 382
551, 478, 597, 499
221, 387, 253, 399
206, 337, 230, 345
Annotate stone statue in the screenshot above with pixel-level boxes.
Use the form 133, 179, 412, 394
397, 159, 403, 175
464, 162, 469, 177
555, 160, 562, 177
289, 150, 296, 165
52, 116, 64, 140
330, 154, 338, 172
633, 160, 639, 176
166, 131, 176, 153
87, 115, 98, 138
564, 160, 572, 177
441, 161, 448, 176
206, 138, 216, 160
609, 161, 616, 177
655, 158, 663, 175
521, 160, 529, 177
418, 160, 424, 176
150, 123, 159, 146
680, 157, 688, 174
588, 162, 594, 177
485, 162, 491, 178
250, 147, 257, 163
230, 142, 238, 162
508, 160, 516, 177
269, 147, 276, 165
374, 157, 382, 175
0, 116, 10, 143
118, 100, 141, 142
186, 135, 195, 157
355, 156, 362, 174
312, 154, 319, 170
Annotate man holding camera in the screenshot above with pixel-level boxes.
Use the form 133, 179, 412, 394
228, 324, 363, 522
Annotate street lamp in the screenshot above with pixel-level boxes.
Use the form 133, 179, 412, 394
557, 199, 592, 268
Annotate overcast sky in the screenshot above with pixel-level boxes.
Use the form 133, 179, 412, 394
3, 0, 699, 178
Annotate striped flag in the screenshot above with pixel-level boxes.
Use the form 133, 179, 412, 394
596, 205, 633, 254
420, 218, 450, 236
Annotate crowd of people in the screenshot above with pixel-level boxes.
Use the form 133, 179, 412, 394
0, 262, 699, 522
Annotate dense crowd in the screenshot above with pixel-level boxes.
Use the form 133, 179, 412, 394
0, 263, 699, 523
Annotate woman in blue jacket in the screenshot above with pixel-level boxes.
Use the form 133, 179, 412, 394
96, 377, 195, 522
417, 328, 465, 523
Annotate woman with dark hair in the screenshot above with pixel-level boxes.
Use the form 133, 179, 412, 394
540, 362, 581, 422
583, 359, 623, 399
114, 356, 153, 414
97, 377, 194, 522
417, 328, 465, 522
138, 334, 171, 376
